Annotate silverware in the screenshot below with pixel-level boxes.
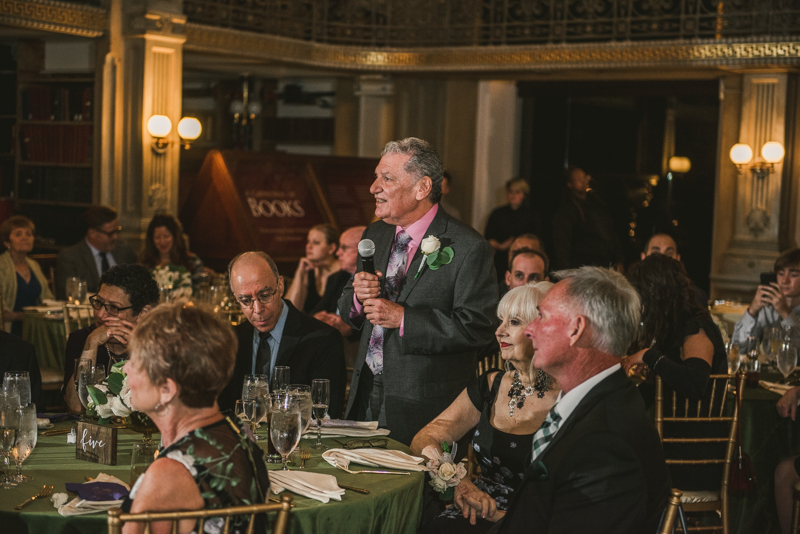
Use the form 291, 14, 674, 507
338, 484, 370, 494
300, 449, 310, 469
15, 485, 54, 510
334, 460, 409, 475
42, 428, 71, 436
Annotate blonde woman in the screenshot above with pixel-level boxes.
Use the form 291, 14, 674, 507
411, 282, 558, 532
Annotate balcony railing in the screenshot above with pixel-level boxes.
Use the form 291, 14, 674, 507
183, 0, 800, 48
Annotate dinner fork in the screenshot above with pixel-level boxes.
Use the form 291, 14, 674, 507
334, 460, 410, 475
15, 484, 54, 510
300, 449, 310, 469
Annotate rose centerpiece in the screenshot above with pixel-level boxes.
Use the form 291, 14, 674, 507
426, 441, 467, 501
152, 264, 192, 300
87, 362, 157, 441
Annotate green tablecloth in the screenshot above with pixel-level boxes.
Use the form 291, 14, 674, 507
22, 311, 66, 373
0, 422, 423, 534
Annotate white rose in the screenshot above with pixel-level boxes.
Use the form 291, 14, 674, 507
93, 384, 109, 394
430, 476, 448, 493
109, 396, 132, 417
438, 461, 457, 481
420, 235, 441, 255
120, 381, 132, 406
95, 402, 114, 418
166, 450, 198, 477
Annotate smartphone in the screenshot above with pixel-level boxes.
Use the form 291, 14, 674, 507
760, 272, 777, 286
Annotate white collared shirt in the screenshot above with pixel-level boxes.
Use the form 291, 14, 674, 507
86, 239, 117, 277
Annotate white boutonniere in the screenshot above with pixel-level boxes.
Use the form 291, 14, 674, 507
414, 235, 454, 279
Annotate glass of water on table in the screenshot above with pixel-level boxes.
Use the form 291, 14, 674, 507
270, 393, 302, 471
241, 374, 269, 440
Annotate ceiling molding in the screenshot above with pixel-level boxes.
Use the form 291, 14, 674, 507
0, 0, 107, 38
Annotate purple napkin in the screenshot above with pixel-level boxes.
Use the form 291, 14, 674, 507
65, 482, 129, 501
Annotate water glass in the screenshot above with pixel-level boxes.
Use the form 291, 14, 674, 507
270, 394, 302, 471
65, 277, 87, 305
287, 384, 312, 434
744, 336, 760, 373
3, 372, 30, 406
235, 400, 257, 435
726, 342, 741, 375
271, 366, 290, 394
777, 342, 798, 383
242, 375, 269, 441
12, 404, 37, 482
130, 442, 158, 486
0, 401, 19, 488
76, 358, 104, 420
311, 379, 330, 450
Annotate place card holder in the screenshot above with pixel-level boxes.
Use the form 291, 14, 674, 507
75, 421, 118, 466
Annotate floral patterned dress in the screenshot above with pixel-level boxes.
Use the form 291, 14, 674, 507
123, 417, 270, 534
425, 371, 533, 533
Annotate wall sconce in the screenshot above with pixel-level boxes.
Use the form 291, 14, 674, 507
729, 141, 785, 180
668, 156, 691, 174
147, 115, 203, 153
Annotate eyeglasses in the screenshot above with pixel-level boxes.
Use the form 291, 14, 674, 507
93, 226, 122, 237
89, 295, 133, 316
236, 288, 279, 309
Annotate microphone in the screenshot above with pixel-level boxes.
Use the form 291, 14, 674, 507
358, 239, 376, 275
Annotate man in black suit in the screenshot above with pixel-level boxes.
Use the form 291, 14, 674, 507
218, 251, 346, 417
55, 205, 138, 300
488, 266, 670, 533
0, 331, 41, 405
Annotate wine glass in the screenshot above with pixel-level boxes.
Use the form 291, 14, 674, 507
727, 342, 741, 375
76, 358, 103, 420
270, 394, 302, 471
0, 401, 19, 488
12, 404, 37, 482
4, 372, 31, 407
311, 379, 330, 450
777, 342, 798, 384
242, 375, 269, 441
235, 400, 257, 435
745, 336, 760, 373
287, 384, 312, 434
65, 277, 87, 305
271, 366, 290, 394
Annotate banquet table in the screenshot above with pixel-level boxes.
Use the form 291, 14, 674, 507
22, 310, 66, 373
0, 421, 424, 534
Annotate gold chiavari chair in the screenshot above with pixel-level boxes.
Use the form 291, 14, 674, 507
63, 303, 94, 337
107, 494, 293, 534
659, 489, 685, 534
476, 352, 502, 377
655, 373, 743, 533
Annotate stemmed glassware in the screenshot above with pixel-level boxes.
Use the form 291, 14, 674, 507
12, 404, 37, 483
727, 342, 741, 375
745, 336, 760, 373
777, 342, 798, 384
0, 400, 19, 489
4, 372, 31, 407
270, 393, 302, 471
242, 375, 269, 441
65, 277, 87, 305
311, 379, 330, 450
235, 400, 257, 435
271, 367, 290, 394
287, 385, 312, 434
75, 357, 104, 420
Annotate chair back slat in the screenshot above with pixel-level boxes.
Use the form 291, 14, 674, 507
63, 303, 94, 337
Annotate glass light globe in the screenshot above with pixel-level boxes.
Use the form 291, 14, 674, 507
668, 157, 691, 173
729, 143, 753, 166
177, 117, 202, 141
147, 115, 172, 138
761, 141, 785, 164
229, 100, 244, 114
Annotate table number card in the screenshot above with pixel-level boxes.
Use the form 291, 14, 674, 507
75, 422, 118, 465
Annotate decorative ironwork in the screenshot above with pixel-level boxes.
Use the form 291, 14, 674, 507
0, 0, 107, 37
183, 0, 800, 48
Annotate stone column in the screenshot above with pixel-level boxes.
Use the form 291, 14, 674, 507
354, 75, 394, 158
103, 0, 185, 246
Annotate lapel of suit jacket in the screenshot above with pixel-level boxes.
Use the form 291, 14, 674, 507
397, 209, 449, 303
275, 301, 301, 367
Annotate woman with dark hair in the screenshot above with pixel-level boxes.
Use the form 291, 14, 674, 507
121, 302, 269, 534
286, 223, 347, 314
0, 215, 54, 336
624, 254, 726, 400
139, 214, 207, 286
62, 264, 159, 413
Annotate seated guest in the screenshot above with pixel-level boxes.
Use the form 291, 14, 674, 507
641, 232, 708, 308
507, 233, 544, 264
138, 213, 208, 286
121, 302, 269, 534
504, 248, 549, 293
0, 216, 54, 337
0, 330, 41, 404
775, 387, 800, 534
55, 205, 138, 299
218, 252, 346, 417
412, 283, 558, 531
62, 264, 159, 413
731, 247, 800, 345
625, 254, 727, 401
285, 224, 343, 314
492, 267, 670, 533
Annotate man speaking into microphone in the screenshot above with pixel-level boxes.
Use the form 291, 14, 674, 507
339, 138, 498, 446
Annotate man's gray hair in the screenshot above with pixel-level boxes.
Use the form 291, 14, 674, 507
382, 137, 444, 204
227, 251, 280, 283
554, 266, 641, 356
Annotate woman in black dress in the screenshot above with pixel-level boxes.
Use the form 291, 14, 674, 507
411, 283, 558, 532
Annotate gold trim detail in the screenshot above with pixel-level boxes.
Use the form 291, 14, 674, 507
0, 0, 107, 38
185, 23, 800, 72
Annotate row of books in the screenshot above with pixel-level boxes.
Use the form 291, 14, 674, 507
20, 124, 93, 164
20, 84, 93, 122
18, 166, 93, 204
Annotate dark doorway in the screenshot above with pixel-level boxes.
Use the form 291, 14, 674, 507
518, 80, 720, 293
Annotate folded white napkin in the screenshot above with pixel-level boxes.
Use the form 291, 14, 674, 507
760, 380, 796, 397
322, 448, 427, 472
58, 473, 131, 516
269, 470, 345, 503
36, 418, 54, 429
302, 420, 391, 439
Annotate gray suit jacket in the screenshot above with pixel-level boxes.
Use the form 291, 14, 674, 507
56, 239, 138, 299
339, 207, 498, 445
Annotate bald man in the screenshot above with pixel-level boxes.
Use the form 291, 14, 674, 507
505, 249, 550, 291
